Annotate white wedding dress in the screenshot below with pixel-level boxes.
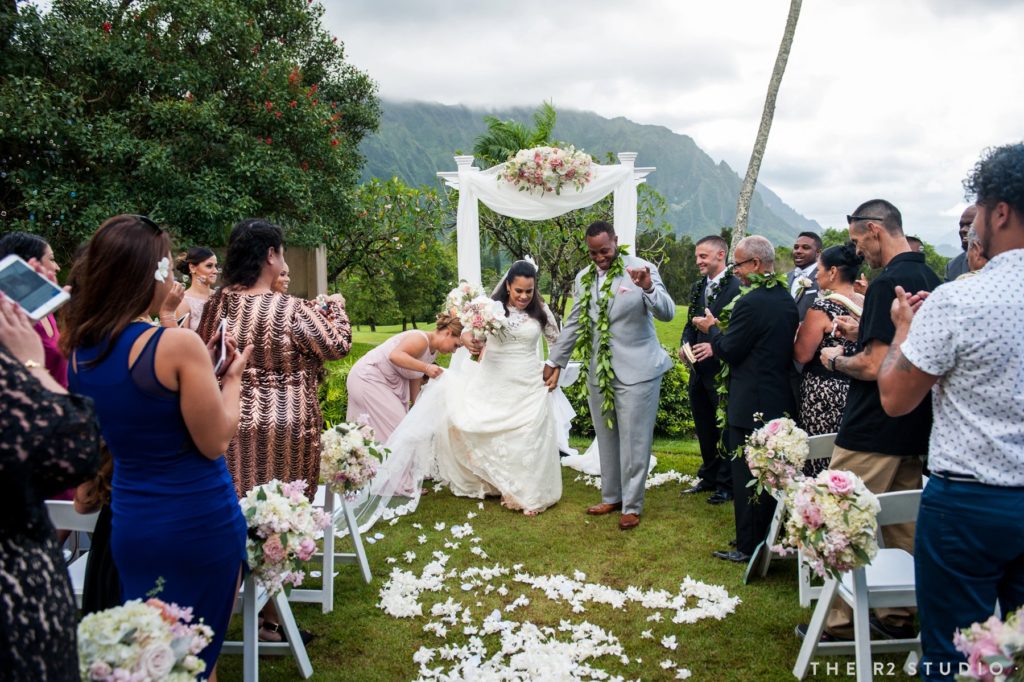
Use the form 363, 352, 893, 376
351, 306, 563, 528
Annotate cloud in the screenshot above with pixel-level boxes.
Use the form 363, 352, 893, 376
324, 0, 1024, 244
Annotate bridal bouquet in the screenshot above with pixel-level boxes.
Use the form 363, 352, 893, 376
445, 281, 485, 316
500, 145, 593, 195
774, 469, 880, 580
321, 421, 385, 499
240, 479, 331, 595
458, 294, 507, 340
954, 606, 1024, 682
78, 598, 212, 681
743, 416, 809, 495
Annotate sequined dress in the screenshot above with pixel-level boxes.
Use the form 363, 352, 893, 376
198, 291, 352, 500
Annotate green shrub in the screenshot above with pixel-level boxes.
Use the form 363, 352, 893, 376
318, 343, 373, 426
564, 347, 695, 439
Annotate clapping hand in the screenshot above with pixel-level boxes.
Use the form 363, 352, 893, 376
853, 275, 868, 295
691, 307, 719, 334
626, 266, 653, 290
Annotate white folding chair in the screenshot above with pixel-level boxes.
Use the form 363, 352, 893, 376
288, 484, 371, 613
793, 489, 922, 682
46, 500, 99, 609
757, 433, 836, 599
221, 574, 313, 680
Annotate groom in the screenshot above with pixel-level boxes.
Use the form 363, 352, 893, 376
546, 221, 675, 530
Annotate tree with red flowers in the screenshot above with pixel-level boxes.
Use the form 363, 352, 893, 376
0, 0, 379, 262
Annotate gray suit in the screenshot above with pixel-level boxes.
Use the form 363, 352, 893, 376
787, 266, 820, 321
548, 254, 675, 514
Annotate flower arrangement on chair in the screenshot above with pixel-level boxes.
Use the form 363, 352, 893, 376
240, 479, 331, 596
499, 145, 593, 195
77, 598, 213, 681
743, 416, 810, 495
320, 421, 385, 499
773, 469, 881, 580
954, 606, 1024, 682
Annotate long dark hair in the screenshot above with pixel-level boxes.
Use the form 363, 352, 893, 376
175, 246, 215, 277
493, 260, 549, 328
820, 242, 864, 284
61, 215, 172, 363
220, 218, 284, 288
0, 231, 48, 261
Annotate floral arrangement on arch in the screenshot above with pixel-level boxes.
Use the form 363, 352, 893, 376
499, 145, 593, 196
954, 605, 1024, 682
321, 421, 385, 499
77, 598, 213, 681
743, 415, 809, 495
240, 479, 330, 596
773, 469, 881, 580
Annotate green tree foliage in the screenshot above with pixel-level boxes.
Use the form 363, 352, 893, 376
637, 231, 697, 303
822, 227, 947, 278
0, 0, 379, 261
472, 101, 557, 165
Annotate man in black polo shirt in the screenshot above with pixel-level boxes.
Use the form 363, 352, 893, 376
799, 199, 941, 643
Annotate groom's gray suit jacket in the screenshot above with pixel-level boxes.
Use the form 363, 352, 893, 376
548, 253, 674, 515
548, 254, 675, 382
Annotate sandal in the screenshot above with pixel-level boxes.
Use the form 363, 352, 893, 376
259, 621, 317, 645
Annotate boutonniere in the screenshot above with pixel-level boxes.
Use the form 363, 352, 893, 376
795, 275, 814, 298
617, 284, 632, 295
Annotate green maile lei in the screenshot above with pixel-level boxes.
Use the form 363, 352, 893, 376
687, 271, 735, 327
713, 271, 789, 442
571, 245, 630, 429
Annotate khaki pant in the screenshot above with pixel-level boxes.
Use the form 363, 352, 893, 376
825, 446, 923, 637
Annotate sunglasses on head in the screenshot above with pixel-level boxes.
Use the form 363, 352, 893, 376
129, 214, 163, 233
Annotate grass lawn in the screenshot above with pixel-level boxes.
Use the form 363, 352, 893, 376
217, 442, 914, 681
217, 308, 915, 680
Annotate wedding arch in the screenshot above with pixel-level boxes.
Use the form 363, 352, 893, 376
436, 152, 655, 285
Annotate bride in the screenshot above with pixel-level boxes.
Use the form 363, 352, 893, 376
353, 259, 563, 526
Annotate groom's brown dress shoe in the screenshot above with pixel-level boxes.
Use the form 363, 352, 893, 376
586, 502, 622, 515
618, 513, 640, 530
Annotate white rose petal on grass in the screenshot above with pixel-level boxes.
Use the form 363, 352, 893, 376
675, 669, 693, 679
417, 535, 427, 545
661, 660, 678, 670
661, 634, 678, 650
412, 523, 423, 529
466, 511, 477, 519
388, 518, 399, 526
412, 647, 435, 665
385, 557, 397, 564
573, 570, 586, 581
646, 612, 663, 622
477, 502, 484, 510
374, 532, 384, 540
433, 522, 446, 531
641, 629, 654, 640
365, 537, 376, 544
403, 551, 416, 563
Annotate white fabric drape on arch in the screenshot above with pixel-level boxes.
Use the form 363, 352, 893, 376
454, 162, 638, 285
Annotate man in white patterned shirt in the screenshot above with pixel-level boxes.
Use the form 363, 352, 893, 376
878, 142, 1024, 681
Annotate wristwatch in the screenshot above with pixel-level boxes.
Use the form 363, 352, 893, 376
828, 355, 838, 372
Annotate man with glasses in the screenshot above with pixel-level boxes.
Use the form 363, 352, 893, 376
691, 236, 799, 563
798, 200, 941, 643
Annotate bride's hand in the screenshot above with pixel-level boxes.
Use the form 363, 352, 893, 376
543, 365, 560, 391
424, 364, 443, 379
461, 332, 484, 355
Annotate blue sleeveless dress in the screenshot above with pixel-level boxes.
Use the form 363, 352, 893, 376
69, 323, 246, 671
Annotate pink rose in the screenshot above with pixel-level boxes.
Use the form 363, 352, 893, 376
263, 534, 287, 563
826, 471, 856, 496
88, 660, 113, 680
298, 538, 317, 561
139, 643, 175, 679
765, 419, 783, 435
800, 502, 823, 528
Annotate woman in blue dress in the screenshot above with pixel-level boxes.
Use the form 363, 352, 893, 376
64, 214, 252, 679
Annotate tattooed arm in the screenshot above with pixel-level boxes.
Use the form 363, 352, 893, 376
877, 286, 939, 416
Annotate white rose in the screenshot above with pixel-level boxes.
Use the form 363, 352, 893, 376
139, 642, 176, 678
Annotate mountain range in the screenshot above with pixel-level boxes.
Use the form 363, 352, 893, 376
359, 100, 822, 246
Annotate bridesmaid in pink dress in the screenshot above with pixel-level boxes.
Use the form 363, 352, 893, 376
346, 312, 463, 441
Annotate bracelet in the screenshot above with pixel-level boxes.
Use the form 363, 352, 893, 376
829, 355, 838, 372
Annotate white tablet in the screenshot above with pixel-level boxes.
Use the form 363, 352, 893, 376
0, 254, 70, 321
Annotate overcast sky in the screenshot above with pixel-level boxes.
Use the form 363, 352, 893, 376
323, 0, 1023, 248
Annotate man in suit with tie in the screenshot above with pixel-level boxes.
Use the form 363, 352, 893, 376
678, 235, 741, 505
692, 236, 800, 562
788, 231, 823, 321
